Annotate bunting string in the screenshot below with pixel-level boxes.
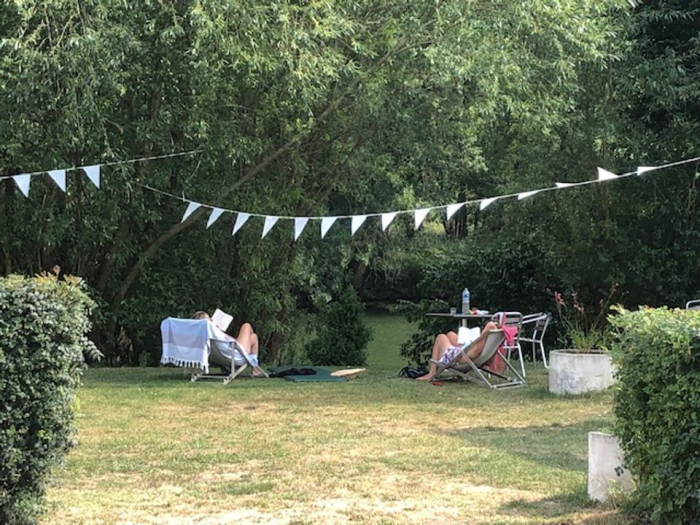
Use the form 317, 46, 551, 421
3, 149, 699, 240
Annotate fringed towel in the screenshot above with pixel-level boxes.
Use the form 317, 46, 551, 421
160, 317, 216, 372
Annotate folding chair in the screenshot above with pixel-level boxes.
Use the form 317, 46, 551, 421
190, 337, 269, 384
160, 317, 268, 385
686, 300, 700, 311
431, 329, 525, 389
520, 313, 551, 369
492, 312, 525, 377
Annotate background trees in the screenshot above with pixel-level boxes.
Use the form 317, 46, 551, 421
0, 0, 697, 365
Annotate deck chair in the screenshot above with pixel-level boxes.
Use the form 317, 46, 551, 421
492, 312, 526, 377
191, 336, 269, 384
431, 328, 525, 389
520, 313, 551, 368
686, 300, 700, 310
160, 317, 268, 384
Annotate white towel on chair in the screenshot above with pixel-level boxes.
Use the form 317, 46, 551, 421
160, 317, 216, 372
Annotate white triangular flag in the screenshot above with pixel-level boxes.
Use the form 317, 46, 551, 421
181, 201, 201, 222
414, 208, 430, 229
555, 182, 576, 188
48, 169, 66, 192
597, 167, 619, 181
294, 217, 309, 241
517, 190, 540, 200
637, 166, 655, 176
479, 198, 497, 211
262, 216, 279, 238
381, 212, 398, 231
206, 208, 225, 228
82, 165, 100, 188
321, 217, 337, 238
232, 212, 250, 235
446, 203, 464, 220
12, 174, 31, 197
351, 215, 368, 236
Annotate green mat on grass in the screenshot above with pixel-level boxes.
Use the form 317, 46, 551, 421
268, 366, 346, 382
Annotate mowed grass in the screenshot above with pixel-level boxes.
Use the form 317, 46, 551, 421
45, 315, 628, 525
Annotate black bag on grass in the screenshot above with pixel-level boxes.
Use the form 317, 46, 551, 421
398, 366, 428, 379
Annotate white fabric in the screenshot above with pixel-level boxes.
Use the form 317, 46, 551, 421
160, 317, 256, 372
160, 317, 215, 372
209, 323, 256, 367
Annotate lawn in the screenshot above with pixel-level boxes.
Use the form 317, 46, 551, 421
45, 315, 627, 525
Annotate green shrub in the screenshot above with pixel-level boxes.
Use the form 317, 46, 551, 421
304, 287, 372, 366
396, 298, 452, 366
610, 307, 700, 525
0, 272, 99, 524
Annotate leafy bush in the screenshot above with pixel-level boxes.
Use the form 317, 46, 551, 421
610, 307, 700, 524
0, 272, 99, 524
304, 287, 372, 366
397, 299, 452, 366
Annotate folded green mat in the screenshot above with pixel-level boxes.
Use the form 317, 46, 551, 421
267, 366, 346, 382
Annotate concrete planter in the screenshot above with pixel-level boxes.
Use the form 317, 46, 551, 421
588, 431, 633, 502
548, 350, 616, 395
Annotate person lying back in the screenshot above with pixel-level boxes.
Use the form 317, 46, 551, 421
416, 321, 499, 381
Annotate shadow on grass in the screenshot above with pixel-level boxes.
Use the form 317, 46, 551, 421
500, 489, 627, 524
438, 418, 610, 474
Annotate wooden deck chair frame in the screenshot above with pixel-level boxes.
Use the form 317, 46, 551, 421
431, 329, 525, 389
191, 338, 269, 385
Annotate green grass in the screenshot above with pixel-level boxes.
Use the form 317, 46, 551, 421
364, 310, 413, 369
45, 315, 629, 525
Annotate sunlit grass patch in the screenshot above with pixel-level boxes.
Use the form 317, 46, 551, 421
45, 360, 629, 524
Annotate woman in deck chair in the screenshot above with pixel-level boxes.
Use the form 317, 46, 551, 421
416, 321, 499, 381
192, 311, 261, 370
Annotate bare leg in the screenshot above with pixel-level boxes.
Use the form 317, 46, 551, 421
235, 323, 259, 357
446, 331, 459, 346
416, 334, 453, 381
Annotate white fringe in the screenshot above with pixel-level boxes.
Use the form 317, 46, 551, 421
161, 356, 208, 373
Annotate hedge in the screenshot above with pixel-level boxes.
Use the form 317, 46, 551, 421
610, 307, 700, 524
0, 272, 99, 524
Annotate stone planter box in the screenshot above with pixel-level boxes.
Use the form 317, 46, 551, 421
548, 350, 616, 395
588, 431, 633, 502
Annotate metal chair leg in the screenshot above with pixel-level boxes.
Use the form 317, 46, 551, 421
540, 341, 548, 368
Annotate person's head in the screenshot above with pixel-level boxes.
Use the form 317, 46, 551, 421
192, 311, 211, 320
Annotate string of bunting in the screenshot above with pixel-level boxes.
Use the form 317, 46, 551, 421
143, 155, 700, 240
3, 151, 699, 241
0, 150, 201, 195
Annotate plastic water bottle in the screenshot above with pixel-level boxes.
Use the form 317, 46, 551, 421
461, 288, 471, 314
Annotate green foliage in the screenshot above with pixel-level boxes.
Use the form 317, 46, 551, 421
0, 0, 634, 365
0, 272, 99, 524
552, 286, 621, 351
610, 307, 700, 524
397, 298, 451, 366
304, 287, 372, 366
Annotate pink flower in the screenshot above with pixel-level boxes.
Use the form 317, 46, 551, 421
554, 291, 565, 307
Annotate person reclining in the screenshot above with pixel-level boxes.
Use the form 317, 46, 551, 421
416, 321, 499, 381
192, 311, 261, 370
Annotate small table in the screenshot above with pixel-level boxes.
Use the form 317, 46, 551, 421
425, 312, 493, 328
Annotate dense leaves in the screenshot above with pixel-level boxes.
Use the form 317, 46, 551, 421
0, 272, 98, 524
0, 0, 697, 369
305, 286, 372, 366
610, 307, 700, 525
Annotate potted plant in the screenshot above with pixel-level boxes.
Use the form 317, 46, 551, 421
548, 286, 619, 395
